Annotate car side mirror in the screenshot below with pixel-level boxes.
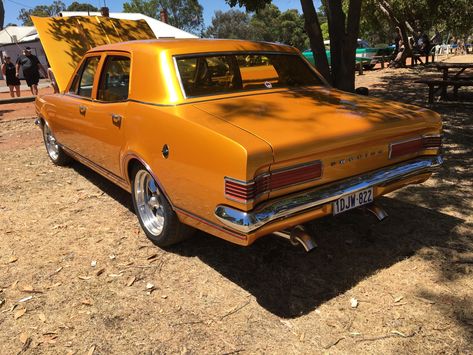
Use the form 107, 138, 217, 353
355, 87, 369, 96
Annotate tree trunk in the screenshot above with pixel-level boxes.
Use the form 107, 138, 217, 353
300, 0, 331, 83
326, 0, 361, 92
378, 0, 412, 65
0, 1, 4, 30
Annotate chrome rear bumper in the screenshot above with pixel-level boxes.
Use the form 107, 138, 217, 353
215, 156, 443, 233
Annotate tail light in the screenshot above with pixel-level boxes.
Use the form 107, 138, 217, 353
225, 160, 322, 203
423, 135, 442, 149
389, 135, 441, 159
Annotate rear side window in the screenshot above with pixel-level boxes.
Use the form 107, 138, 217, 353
176, 53, 323, 98
70, 56, 100, 98
97, 56, 131, 102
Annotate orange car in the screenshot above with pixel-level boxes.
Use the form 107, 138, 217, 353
34, 20, 442, 251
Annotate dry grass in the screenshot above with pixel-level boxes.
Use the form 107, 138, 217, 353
0, 61, 472, 354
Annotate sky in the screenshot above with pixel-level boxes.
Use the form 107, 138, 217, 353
2, 0, 316, 27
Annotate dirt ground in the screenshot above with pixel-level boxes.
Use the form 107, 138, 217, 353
0, 56, 472, 355
0, 87, 53, 123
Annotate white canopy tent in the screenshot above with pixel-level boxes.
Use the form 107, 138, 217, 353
59, 12, 198, 39
0, 26, 38, 45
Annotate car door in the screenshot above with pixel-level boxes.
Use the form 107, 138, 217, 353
77, 54, 131, 178
51, 55, 102, 153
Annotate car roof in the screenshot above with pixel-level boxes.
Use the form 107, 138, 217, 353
88, 38, 299, 56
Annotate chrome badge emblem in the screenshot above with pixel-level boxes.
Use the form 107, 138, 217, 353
330, 150, 384, 167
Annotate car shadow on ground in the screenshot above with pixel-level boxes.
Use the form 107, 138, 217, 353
169, 197, 464, 319
71, 162, 135, 213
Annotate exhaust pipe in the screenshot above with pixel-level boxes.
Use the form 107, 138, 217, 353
365, 203, 388, 221
273, 225, 317, 252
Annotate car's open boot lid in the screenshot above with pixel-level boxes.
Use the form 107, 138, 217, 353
32, 15, 155, 92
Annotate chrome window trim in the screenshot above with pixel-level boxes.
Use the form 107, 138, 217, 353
175, 50, 299, 59
173, 55, 187, 100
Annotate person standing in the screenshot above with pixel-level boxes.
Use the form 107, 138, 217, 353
393, 27, 402, 57
15, 47, 46, 96
2, 55, 21, 97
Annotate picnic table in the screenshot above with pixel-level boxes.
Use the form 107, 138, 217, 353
417, 62, 473, 103
435, 62, 473, 80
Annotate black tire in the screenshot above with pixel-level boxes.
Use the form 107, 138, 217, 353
131, 165, 193, 247
42, 122, 71, 166
363, 64, 376, 70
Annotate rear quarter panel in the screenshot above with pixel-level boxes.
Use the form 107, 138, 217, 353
122, 102, 273, 224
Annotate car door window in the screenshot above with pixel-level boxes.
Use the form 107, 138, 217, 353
70, 56, 100, 98
97, 56, 131, 102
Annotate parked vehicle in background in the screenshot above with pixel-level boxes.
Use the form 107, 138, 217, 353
303, 39, 395, 69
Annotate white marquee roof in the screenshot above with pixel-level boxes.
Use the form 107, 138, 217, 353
59, 12, 198, 39
0, 26, 38, 45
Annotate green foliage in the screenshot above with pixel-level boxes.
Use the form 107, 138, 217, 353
224, 0, 271, 12
320, 22, 329, 40
248, 4, 281, 42
122, 0, 204, 34
18, 1, 65, 26
437, 0, 473, 38
123, 0, 160, 18
204, 10, 252, 39
359, 1, 393, 44
276, 9, 309, 48
206, 4, 309, 50
363, 0, 473, 44
66, 2, 99, 12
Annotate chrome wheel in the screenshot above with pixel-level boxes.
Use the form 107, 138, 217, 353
134, 170, 165, 236
43, 124, 60, 161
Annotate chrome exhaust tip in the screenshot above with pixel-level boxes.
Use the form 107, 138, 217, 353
273, 225, 317, 252
365, 203, 388, 221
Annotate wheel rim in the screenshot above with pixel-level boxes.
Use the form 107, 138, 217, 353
134, 170, 165, 236
43, 125, 60, 161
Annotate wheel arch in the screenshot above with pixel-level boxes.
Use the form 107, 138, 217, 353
124, 154, 175, 209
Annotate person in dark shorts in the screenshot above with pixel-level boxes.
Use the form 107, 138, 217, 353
2, 55, 21, 97
15, 47, 46, 96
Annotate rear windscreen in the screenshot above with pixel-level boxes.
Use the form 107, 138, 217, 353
175, 53, 324, 97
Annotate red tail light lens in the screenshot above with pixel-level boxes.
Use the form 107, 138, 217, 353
225, 160, 322, 203
423, 135, 442, 149
389, 135, 441, 159
224, 179, 256, 202
269, 162, 323, 190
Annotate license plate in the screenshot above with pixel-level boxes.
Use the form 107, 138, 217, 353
333, 187, 373, 215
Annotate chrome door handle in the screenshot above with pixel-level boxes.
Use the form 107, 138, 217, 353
111, 113, 122, 126
79, 105, 87, 115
